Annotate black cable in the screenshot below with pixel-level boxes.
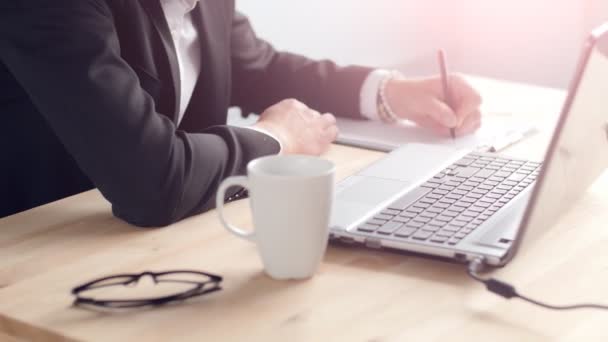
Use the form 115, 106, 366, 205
467, 257, 608, 311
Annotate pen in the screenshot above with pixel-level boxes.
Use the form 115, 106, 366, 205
438, 49, 456, 140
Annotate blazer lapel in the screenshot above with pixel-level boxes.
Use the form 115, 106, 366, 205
179, 0, 230, 130
139, 0, 181, 122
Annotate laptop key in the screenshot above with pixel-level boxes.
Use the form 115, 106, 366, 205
374, 214, 393, 220
453, 201, 471, 208
406, 221, 425, 228
393, 216, 411, 223
426, 207, 444, 214
447, 237, 461, 245
476, 201, 492, 208
442, 210, 460, 217
428, 219, 448, 227
439, 198, 456, 204
436, 214, 453, 221
419, 197, 437, 204
485, 193, 501, 199
455, 215, 473, 222
438, 185, 455, 191
455, 157, 475, 166
357, 224, 378, 233
445, 194, 462, 200
407, 207, 424, 214
400, 211, 417, 218
462, 210, 479, 218
377, 221, 403, 235
394, 227, 417, 238
447, 206, 466, 213
443, 225, 461, 232
430, 235, 449, 243
381, 208, 401, 216
436, 229, 455, 237
412, 230, 433, 241
421, 182, 440, 189
413, 202, 431, 209
421, 225, 440, 232
387, 186, 433, 210
450, 220, 467, 227
367, 219, 387, 226
445, 180, 462, 187
455, 166, 481, 178
507, 173, 527, 182
493, 171, 512, 178
474, 169, 494, 178
413, 216, 432, 224
420, 211, 438, 218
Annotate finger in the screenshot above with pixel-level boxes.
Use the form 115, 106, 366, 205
320, 113, 337, 126
426, 98, 458, 128
415, 115, 452, 137
455, 109, 481, 132
307, 108, 321, 119
456, 119, 481, 136
450, 75, 482, 125
321, 124, 339, 143
284, 98, 308, 110
456, 115, 482, 136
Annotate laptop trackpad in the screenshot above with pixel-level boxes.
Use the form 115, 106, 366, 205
331, 175, 411, 229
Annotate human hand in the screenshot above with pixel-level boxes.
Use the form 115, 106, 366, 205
253, 99, 338, 155
384, 74, 483, 137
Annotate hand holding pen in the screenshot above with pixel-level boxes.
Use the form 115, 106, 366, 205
380, 54, 483, 138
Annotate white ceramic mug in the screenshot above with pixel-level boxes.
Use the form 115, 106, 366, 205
216, 155, 335, 280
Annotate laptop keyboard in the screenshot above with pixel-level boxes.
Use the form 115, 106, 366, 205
356, 152, 542, 246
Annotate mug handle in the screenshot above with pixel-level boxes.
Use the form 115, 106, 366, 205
216, 176, 255, 242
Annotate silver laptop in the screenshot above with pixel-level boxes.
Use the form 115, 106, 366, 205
329, 23, 608, 266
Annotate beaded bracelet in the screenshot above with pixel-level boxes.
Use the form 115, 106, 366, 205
376, 71, 403, 124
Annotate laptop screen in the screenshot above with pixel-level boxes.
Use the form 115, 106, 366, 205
510, 24, 608, 261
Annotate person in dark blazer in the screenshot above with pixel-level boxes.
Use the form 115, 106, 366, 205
0, 0, 482, 226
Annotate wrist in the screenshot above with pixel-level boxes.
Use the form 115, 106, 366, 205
253, 121, 291, 154
377, 71, 404, 123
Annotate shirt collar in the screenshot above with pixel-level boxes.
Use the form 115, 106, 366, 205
160, 0, 200, 14
181, 0, 199, 13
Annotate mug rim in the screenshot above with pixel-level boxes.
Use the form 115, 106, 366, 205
247, 154, 335, 180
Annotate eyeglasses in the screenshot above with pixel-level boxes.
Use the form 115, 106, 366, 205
71, 270, 222, 309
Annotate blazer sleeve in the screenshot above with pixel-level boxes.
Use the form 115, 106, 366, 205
230, 12, 374, 119
0, 0, 280, 227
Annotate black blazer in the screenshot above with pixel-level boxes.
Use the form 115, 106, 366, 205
0, 0, 371, 226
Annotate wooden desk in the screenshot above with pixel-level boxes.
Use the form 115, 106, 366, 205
2, 78, 608, 341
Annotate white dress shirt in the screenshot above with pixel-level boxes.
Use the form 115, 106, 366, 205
159, 0, 384, 136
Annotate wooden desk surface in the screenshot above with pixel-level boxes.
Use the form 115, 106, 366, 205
2, 78, 608, 342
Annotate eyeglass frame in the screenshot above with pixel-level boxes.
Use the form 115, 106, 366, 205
71, 270, 223, 308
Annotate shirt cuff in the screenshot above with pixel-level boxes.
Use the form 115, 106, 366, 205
243, 126, 283, 154
359, 69, 392, 121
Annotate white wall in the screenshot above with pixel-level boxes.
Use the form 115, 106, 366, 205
237, 0, 608, 88
236, 0, 443, 68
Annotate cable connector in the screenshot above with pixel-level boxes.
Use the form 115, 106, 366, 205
485, 279, 518, 299
466, 256, 608, 311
